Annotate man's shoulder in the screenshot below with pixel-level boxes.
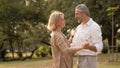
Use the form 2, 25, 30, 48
90, 20, 100, 29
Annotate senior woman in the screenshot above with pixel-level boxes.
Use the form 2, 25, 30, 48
47, 11, 84, 68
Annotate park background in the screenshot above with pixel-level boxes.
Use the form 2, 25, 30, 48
0, 0, 120, 68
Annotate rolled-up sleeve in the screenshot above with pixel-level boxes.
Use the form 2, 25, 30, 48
91, 26, 103, 53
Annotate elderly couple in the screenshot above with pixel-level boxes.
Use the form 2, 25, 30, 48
47, 4, 103, 68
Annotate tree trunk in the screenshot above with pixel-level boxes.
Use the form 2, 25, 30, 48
22, 46, 38, 61
9, 39, 14, 59
108, 31, 117, 52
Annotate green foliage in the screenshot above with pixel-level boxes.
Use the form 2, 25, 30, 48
0, 0, 50, 60
46, 46, 52, 56
17, 51, 23, 58
0, 45, 7, 61
106, 5, 119, 16
35, 45, 52, 57
102, 46, 108, 54
0, 0, 120, 60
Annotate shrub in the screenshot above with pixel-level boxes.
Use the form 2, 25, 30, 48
46, 46, 52, 56
35, 45, 47, 57
102, 46, 108, 54
0, 49, 7, 61
17, 51, 23, 58
102, 45, 120, 54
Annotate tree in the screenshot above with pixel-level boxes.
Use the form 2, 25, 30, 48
0, 0, 49, 60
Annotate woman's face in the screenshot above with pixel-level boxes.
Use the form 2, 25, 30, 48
57, 14, 65, 29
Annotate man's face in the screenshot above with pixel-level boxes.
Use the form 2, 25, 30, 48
75, 9, 83, 23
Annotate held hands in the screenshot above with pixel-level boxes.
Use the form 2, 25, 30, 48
82, 40, 90, 49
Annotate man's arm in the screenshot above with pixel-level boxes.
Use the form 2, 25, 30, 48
82, 40, 97, 52
83, 26, 103, 52
88, 46, 97, 52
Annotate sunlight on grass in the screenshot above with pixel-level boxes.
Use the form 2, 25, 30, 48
0, 54, 120, 68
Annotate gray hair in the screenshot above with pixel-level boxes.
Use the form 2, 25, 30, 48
76, 4, 90, 16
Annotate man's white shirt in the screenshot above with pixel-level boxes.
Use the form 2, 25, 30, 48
70, 18, 103, 56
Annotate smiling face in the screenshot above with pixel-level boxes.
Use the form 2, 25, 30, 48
47, 11, 65, 31
75, 9, 84, 23
57, 14, 65, 29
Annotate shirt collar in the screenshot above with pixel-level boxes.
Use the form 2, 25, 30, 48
86, 18, 92, 26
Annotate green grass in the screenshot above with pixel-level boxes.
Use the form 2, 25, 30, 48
0, 54, 120, 68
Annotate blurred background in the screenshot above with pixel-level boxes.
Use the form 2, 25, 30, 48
0, 0, 120, 68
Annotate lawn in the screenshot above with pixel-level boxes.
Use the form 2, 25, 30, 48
0, 54, 120, 68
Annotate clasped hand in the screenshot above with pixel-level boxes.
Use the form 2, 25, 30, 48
81, 40, 89, 49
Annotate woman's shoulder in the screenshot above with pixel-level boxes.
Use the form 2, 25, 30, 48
51, 31, 62, 37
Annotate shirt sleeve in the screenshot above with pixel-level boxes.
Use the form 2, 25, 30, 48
91, 26, 103, 53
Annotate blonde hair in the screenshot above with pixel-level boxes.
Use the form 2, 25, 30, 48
47, 11, 63, 31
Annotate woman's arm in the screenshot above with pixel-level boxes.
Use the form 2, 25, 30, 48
55, 33, 83, 55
